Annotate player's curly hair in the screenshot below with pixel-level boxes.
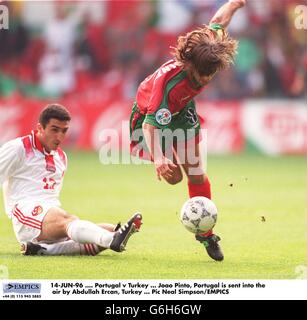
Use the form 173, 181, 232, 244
172, 26, 238, 76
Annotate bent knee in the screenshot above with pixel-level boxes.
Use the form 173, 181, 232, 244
44, 207, 78, 230
38, 208, 79, 242
62, 214, 79, 230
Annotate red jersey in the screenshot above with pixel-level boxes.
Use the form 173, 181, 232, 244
136, 59, 204, 117
130, 59, 207, 154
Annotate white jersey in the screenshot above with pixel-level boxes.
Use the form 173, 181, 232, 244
0, 131, 67, 218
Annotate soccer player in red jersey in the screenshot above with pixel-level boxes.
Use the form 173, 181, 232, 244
130, 0, 246, 261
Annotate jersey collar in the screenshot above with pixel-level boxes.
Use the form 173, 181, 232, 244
31, 130, 55, 156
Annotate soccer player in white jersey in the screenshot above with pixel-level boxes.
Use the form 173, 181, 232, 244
0, 104, 142, 256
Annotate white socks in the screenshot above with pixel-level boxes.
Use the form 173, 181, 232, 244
66, 220, 114, 249
36, 240, 105, 256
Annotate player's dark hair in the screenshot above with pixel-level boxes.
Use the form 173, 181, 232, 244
172, 25, 238, 76
39, 104, 71, 128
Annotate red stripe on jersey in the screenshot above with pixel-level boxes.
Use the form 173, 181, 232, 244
57, 148, 67, 167
21, 136, 34, 159
32, 130, 44, 153
13, 210, 42, 230
45, 154, 56, 173
15, 206, 42, 225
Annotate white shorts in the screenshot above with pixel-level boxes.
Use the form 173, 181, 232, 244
11, 202, 59, 244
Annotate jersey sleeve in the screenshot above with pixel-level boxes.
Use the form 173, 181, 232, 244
143, 80, 168, 128
0, 140, 23, 185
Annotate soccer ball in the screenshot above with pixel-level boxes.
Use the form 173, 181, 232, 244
180, 196, 218, 234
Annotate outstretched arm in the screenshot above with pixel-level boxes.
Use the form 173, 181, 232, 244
210, 0, 246, 28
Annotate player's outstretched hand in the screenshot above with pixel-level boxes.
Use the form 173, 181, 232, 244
228, 0, 246, 8
154, 157, 177, 181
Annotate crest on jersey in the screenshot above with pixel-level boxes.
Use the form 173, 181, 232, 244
32, 206, 43, 216
186, 107, 198, 125
156, 108, 172, 126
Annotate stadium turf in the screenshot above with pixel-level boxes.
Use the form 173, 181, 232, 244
0, 152, 306, 279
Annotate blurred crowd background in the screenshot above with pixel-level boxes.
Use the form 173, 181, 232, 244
0, 0, 306, 102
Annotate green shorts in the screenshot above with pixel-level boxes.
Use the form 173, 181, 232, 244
130, 101, 201, 158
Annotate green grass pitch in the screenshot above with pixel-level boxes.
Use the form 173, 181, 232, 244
0, 152, 306, 279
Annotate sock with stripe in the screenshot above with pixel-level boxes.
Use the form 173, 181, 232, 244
36, 240, 104, 256
66, 220, 114, 248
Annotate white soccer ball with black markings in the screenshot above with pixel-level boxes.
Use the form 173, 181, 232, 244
180, 196, 218, 234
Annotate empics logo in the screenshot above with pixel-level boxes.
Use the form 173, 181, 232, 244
295, 5, 307, 29
0, 5, 9, 30
3, 283, 41, 294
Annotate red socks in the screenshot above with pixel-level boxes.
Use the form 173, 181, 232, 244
188, 177, 213, 237
188, 178, 211, 199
